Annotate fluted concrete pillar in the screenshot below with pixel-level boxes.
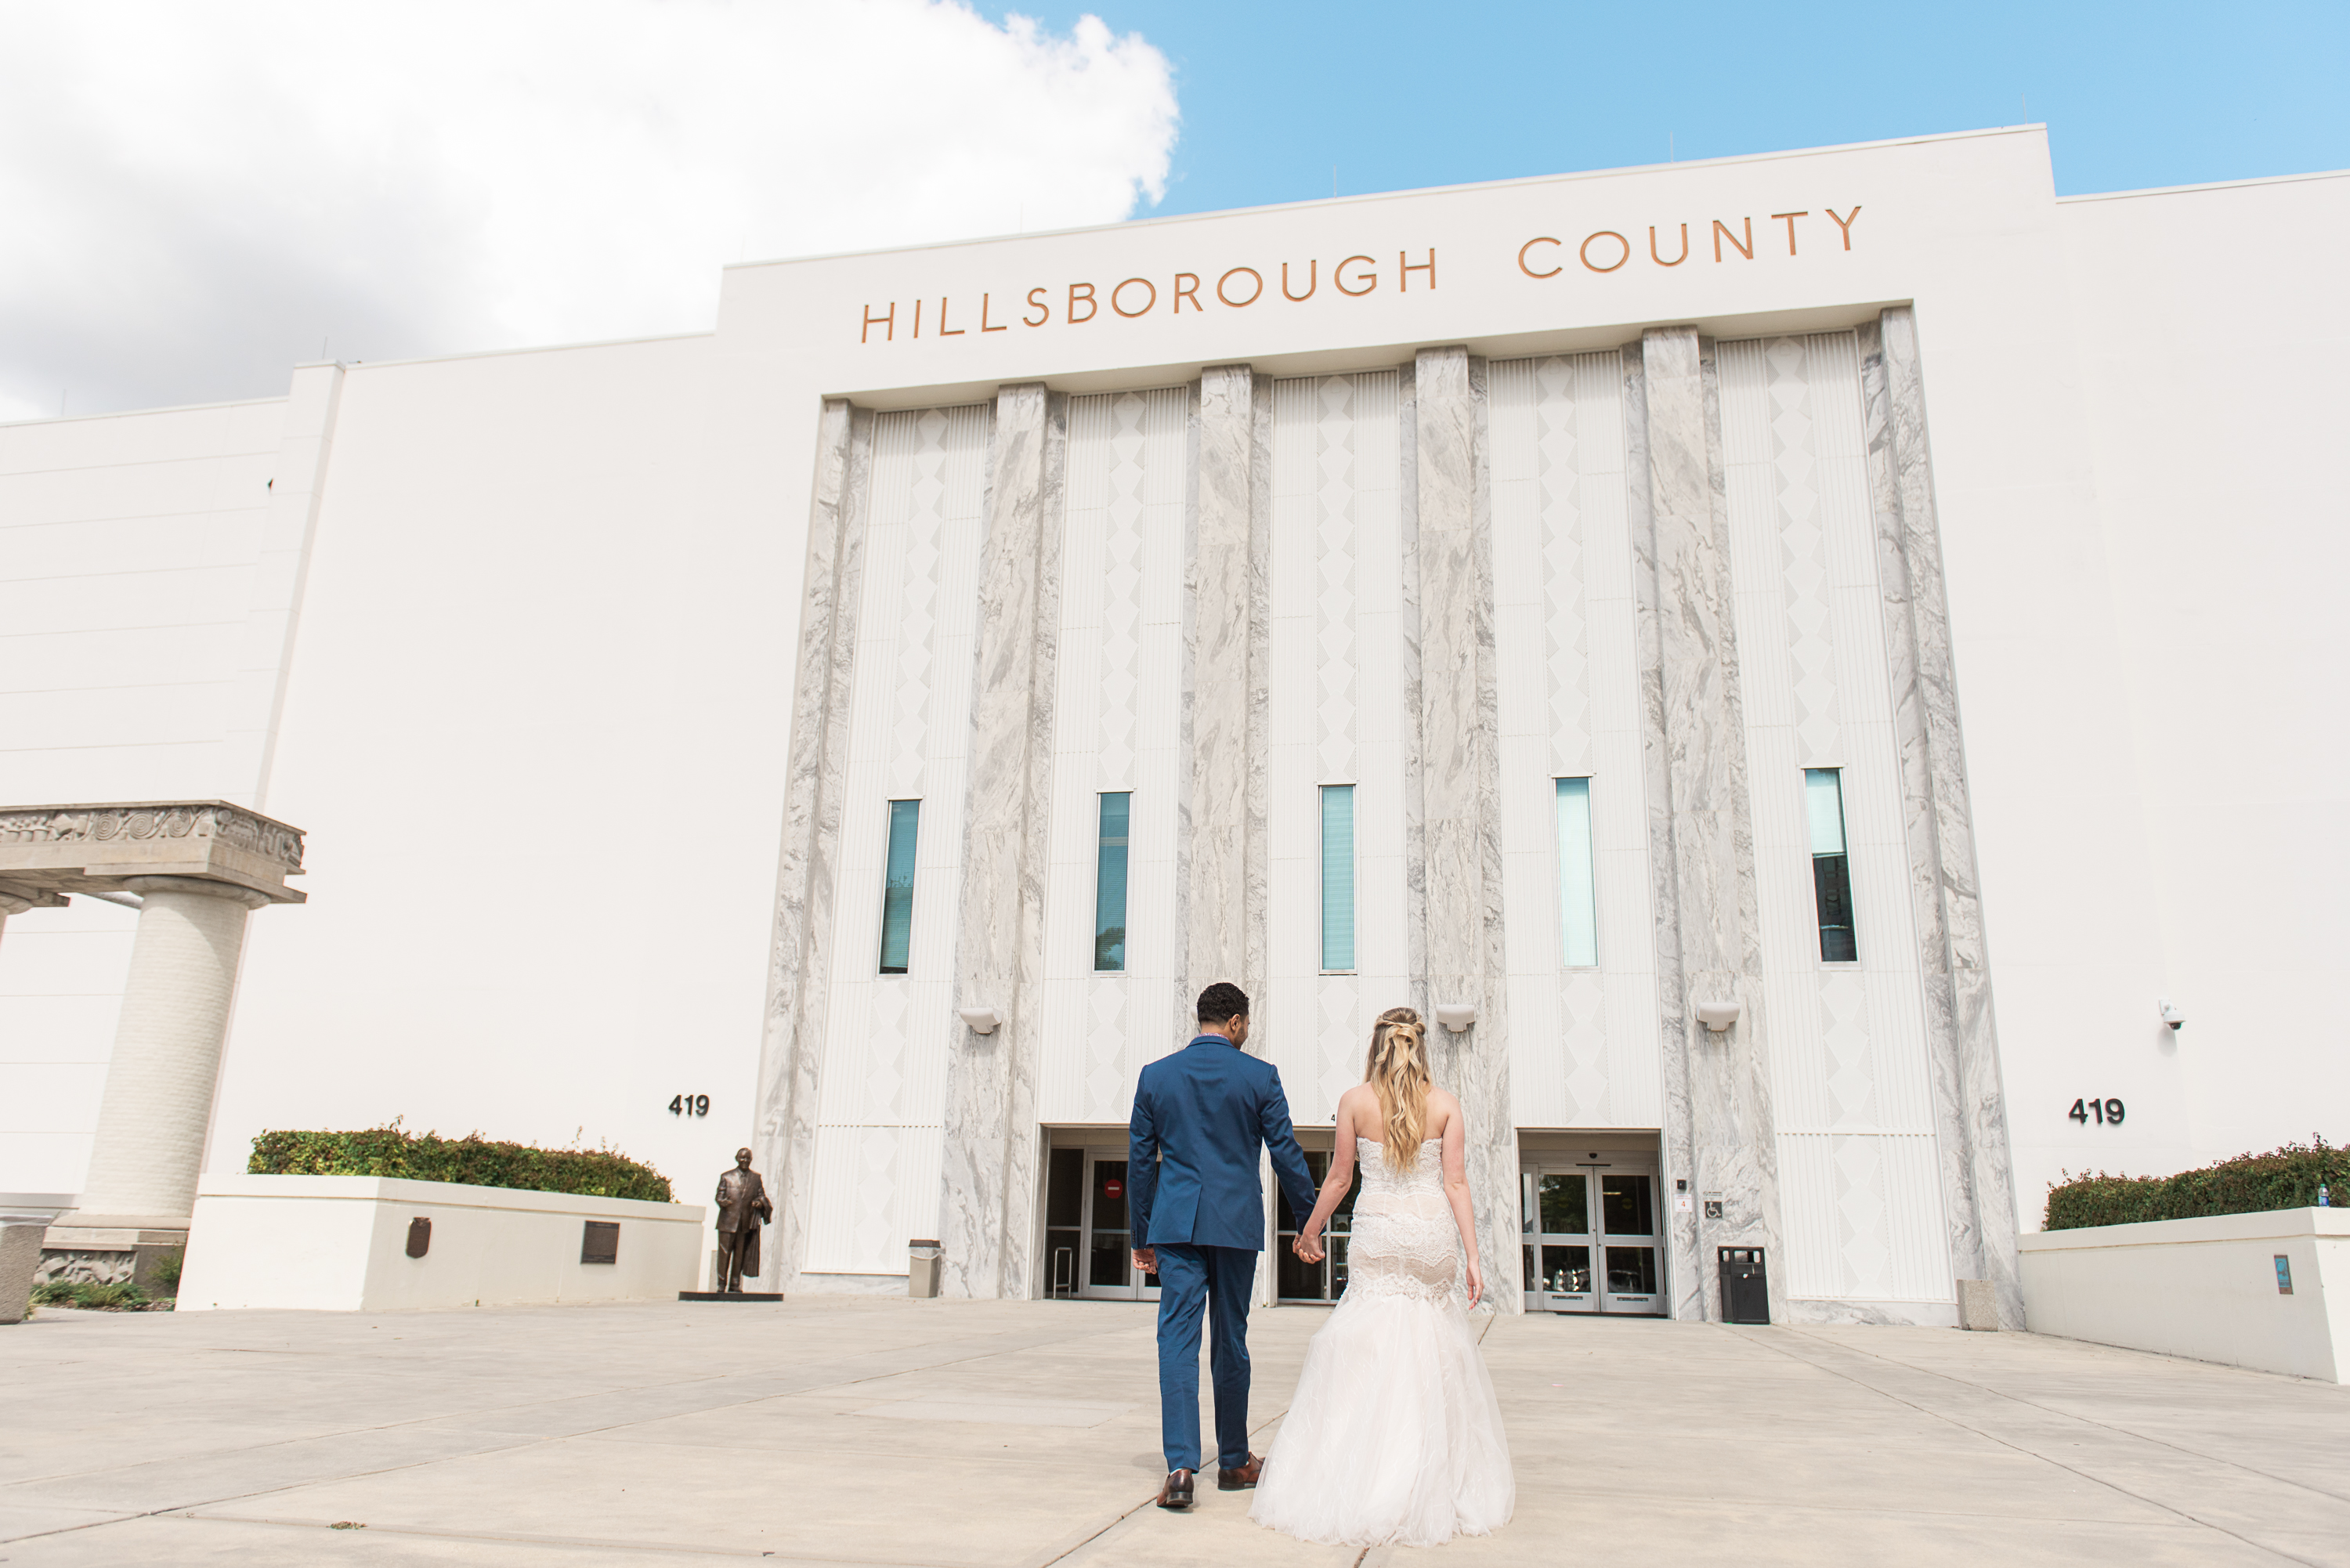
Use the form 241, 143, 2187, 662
75, 878, 272, 1225
939, 382, 1065, 1299
1408, 346, 1520, 1309
1629, 327, 1787, 1322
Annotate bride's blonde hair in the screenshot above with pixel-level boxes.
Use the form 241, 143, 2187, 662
1364, 1006, 1432, 1171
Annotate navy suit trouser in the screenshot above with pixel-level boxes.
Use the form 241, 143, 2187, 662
1152, 1242, 1255, 1473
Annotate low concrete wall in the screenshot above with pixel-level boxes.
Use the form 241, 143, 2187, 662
2019, 1208, 2348, 1382
178, 1174, 706, 1312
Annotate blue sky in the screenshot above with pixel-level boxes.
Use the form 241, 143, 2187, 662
1023, 0, 2350, 215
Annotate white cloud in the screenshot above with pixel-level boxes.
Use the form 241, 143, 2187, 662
0, 0, 1177, 420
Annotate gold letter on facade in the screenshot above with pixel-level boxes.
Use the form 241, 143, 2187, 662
1518, 237, 1562, 278
1399, 249, 1435, 291
1217, 266, 1264, 306
1713, 217, 1754, 262
1282, 260, 1318, 302
1580, 232, 1630, 273
1334, 255, 1377, 295
862, 303, 895, 343
1025, 287, 1050, 327
1650, 224, 1688, 266
1771, 211, 1809, 255
1112, 277, 1158, 317
1828, 206, 1861, 250
1068, 283, 1097, 323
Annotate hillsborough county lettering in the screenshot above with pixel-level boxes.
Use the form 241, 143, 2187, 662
854, 208, 1860, 345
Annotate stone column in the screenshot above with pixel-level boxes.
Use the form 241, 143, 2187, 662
758, 399, 873, 1289
1185, 364, 1267, 1009
939, 382, 1065, 1299
1408, 347, 1520, 1308
73, 878, 272, 1226
1860, 308, 2024, 1327
1629, 328, 1788, 1322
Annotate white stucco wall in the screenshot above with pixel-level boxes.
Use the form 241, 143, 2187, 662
2019, 1209, 2350, 1382
1, 396, 289, 1193
208, 333, 780, 1267
2060, 172, 2350, 1194
177, 1173, 707, 1311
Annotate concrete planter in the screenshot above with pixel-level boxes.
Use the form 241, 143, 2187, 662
2019, 1207, 2348, 1382
178, 1174, 706, 1312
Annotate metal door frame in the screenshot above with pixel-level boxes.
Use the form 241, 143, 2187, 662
1521, 1153, 1665, 1316
1077, 1149, 1158, 1302
1593, 1158, 1662, 1314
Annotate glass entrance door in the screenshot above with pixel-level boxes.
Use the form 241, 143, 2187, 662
1042, 1147, 1159, 1301
1521, 1156, 1663, 1315
1596, 1169, 1661, 1313
1275, 1149, 1361, 1302
1521, 1170, 1593, 1312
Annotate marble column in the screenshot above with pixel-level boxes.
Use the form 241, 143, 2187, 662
1860, 308, 2024, 1328
757, 399, 872, 1288
74, 878, 272, 1225
1407, 347, 1520, 1308
940, 382, 1065, 1299
1185, 364, 1269, 1014
1628, 327, 1787, 1322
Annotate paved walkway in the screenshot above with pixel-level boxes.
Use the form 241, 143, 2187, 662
2, 1295, 2346, 1566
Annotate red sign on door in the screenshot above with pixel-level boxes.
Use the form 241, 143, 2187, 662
1104, 1180, 1123, 1198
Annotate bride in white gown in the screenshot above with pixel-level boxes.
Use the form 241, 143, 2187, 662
1251, 1006, 1515, 1547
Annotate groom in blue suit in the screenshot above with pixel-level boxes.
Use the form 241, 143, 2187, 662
1129, 981, 1318, 1512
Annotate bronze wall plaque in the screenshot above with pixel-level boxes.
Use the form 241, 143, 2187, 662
405, 1216, 431, 1258
580, 1220, 620, 1265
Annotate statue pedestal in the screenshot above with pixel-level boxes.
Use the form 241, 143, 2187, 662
678, 1290, 784, 1302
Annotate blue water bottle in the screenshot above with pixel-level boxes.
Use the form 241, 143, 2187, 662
2321, 1183, 2332, 1209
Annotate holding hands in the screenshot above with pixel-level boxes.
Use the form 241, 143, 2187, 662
1292, 1226, 1325, 1264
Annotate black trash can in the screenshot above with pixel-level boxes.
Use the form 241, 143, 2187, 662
1719, 1247, 1768, 1324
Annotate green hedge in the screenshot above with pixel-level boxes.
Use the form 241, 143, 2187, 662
2045, 1137, 2346, 1230
248, 1125, 673, 1202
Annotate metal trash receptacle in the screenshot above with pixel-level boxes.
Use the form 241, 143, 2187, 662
908, 1238, 942, 1299
1719, 1247, 1768, 1324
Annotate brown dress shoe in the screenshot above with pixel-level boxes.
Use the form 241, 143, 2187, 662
1217, 1453, 1264, 1490
1158, 1469, 1195, 1510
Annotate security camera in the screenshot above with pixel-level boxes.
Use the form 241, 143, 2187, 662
2157, 999, 2184, 1031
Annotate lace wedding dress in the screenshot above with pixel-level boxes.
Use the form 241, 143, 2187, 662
1250, 1137, 1515, 1546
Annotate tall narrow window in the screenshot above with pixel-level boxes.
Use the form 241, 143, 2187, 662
878, 799, 920, 974
1320, 784, 1356, 973
1093, 792, 1131, 972
1805, 769, 1857, 963
1556, 778, 1599, 968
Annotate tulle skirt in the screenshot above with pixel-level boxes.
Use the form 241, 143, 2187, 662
1250, 1287, 1516, 1547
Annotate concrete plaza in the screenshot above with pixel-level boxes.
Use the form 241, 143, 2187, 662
2, 1295, 2345, 1566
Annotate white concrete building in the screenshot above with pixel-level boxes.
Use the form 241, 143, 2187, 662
3, 127, 2345, 1324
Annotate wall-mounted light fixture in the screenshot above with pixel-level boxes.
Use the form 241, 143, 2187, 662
2157, 999, 2185, 1031
1696, 1000, 1741, 1033
1434, 1004, 1477, 1033
957, 1006, 1001, 1035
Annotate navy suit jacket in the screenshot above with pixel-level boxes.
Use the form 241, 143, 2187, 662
1129, 1035, 1318, 1252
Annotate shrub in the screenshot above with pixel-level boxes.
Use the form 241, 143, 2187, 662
153, 1248, 183, 1295
2046, 1137, 2348, 1230
248, 1123, 673, 1202
31, 1279, 152, 1310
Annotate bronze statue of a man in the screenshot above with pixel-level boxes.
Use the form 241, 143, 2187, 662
714, 1147, 773, 1293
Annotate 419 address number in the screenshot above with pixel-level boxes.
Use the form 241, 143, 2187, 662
2067, 1097, 2124, 1126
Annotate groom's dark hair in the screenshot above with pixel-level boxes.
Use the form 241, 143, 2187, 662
1197, 982, 1250, 1025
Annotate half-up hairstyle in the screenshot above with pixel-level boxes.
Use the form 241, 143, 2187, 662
1364, 1006, 1432, 1171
